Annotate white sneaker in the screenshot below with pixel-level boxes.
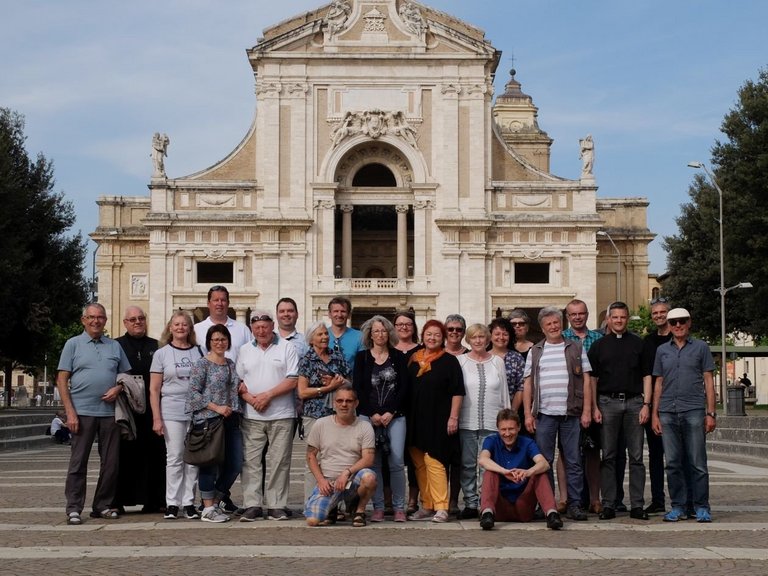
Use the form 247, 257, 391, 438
432, 510, 449, 523
201, 507, 230, 523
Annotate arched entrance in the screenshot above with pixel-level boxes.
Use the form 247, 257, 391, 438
333, 144, 415, 279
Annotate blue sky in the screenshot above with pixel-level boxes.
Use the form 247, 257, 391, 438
3, 0, 767, 274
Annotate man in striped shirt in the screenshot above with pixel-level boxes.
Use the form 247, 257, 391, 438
523, 306, 592, 521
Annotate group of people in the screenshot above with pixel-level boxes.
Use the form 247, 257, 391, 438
56, 288, 717, 529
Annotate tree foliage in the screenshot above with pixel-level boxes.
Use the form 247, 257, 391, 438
663, 67, 768, 341
0, 108, 88, 405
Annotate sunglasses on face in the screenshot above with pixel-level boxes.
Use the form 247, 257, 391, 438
446, 327, 464, 333
668, 318, 689, 327
509, 321, 527, 327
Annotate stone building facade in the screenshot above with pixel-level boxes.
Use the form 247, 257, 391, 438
93, 0, 653, 337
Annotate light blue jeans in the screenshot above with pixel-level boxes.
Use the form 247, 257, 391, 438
459, 428, 495, 509
360, 415, 406, 511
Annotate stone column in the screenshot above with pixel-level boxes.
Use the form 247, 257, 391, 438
396, 204, 409, 278
340, 204, 354, 278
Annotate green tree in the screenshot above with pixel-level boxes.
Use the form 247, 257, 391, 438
0, 108, 88, 406
663, 67, 768, 341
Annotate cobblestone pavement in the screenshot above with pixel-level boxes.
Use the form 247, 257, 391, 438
1, 441, 767, 576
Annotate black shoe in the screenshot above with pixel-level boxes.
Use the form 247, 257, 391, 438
644, 502, 665, 514
460, 507, 479, 519
282, 507, 294, 518
614, 501, 628, 513
567, 505, 588, 521
480, 510, 495, 530
630, 507, 649, 520
599, 507, 616, 520
219, 497, 239, 513
163, 506, 179, 520
533, 505, 545, 520
183, 505, 200, 519
546, 511, 563, 530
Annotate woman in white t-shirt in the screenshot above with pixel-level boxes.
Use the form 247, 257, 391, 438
150, 311, 204, 520
457, 323, 510, 519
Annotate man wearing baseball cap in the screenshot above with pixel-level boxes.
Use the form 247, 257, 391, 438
650, 308, 716, 523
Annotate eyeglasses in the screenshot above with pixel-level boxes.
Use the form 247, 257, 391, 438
125, 316, 146, 323
210, 337, 229, 343
251, 315, 273, 322
651, 297, 670, 305
668, 318, 689, 326
446, 327, 464, 333
335, 399, 355, 404
509, 321, 527, 327
394, 323, 413, 329
83, 315, 106, 321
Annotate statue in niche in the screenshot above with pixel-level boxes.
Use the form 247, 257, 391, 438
399, 2, 425, 35
579, 134, 594, 178
325, 0, 352, 37
151, 132, 169, 178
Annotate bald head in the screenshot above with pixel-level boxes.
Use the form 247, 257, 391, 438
123, 306, 147, 337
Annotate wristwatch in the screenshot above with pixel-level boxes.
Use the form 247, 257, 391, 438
706, 411, 717, 419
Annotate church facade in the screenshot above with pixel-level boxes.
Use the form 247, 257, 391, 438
93, 0, 653, 337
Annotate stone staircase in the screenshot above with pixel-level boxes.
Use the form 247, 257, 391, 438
708, 414, 768, 459
0, 409, 57, 451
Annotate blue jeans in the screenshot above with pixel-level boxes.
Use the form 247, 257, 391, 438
534, 413, 583, 506
599, 395, 645, 509
659, 409, 710, 510
360, 416, 407, 511
459, 428, 494, 509
198, 414, 243, 501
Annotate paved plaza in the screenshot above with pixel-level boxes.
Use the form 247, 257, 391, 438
1, 439, 767, 576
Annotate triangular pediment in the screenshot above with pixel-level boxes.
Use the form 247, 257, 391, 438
251, 0, 497, 59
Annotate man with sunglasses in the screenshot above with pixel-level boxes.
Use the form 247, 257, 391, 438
651, 308, 716, 523
640, 298, 672, 514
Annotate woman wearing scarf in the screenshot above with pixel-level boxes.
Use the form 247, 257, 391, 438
406, 320, 465, 523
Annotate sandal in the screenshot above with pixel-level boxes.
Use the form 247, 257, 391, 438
90, 508, 119, 519
319, 507, 338, 526
352, 512, 366, 527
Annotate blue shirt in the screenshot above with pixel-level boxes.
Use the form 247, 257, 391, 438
481, 433, 542, 502
57, 331, 132, 417
328, 326, 364, 374
653, 337, 715, 413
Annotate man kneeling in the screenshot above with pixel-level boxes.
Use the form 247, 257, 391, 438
305, 385, 377, 527
478, 409, 563, 530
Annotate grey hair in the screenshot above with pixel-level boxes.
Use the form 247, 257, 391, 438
508, 308, 530, 323
305, 320, 328, 345
444, 314, 466, 329
360, 315, 398, 348
537, 306, 563, 325
82, 302, 106, 317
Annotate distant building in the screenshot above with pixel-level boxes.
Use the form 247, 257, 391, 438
93, 0, 652, 334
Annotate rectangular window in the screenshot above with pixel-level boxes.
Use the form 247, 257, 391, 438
514, 262, 549, 284
197, 261, 233, 284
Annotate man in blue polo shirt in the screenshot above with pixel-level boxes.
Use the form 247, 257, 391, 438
478, 408, 562, 530
651, 308, 716, 523
57, 303, 132, 525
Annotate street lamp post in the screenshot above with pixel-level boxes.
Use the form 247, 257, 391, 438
688, 161, 753, 411
597, 230, 621, 301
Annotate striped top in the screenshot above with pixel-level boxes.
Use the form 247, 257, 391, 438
524, 341, 591, 416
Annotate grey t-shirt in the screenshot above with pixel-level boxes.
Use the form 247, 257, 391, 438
150, 344, 204, 421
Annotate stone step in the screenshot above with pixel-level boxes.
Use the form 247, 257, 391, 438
0, 422, 51, 441
0, 412, 56, 427
711, 427, 768, 445
707, 439, 768, 459
0, 434, 60, 452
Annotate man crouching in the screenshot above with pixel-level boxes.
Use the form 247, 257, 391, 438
478, 408, 563, 530
305, 385, 377, 526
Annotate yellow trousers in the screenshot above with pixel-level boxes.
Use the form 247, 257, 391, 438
409, 447, 448, 511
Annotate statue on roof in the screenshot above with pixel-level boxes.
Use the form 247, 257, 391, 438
151, 132, 169, 178
579, 134, 594, 179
